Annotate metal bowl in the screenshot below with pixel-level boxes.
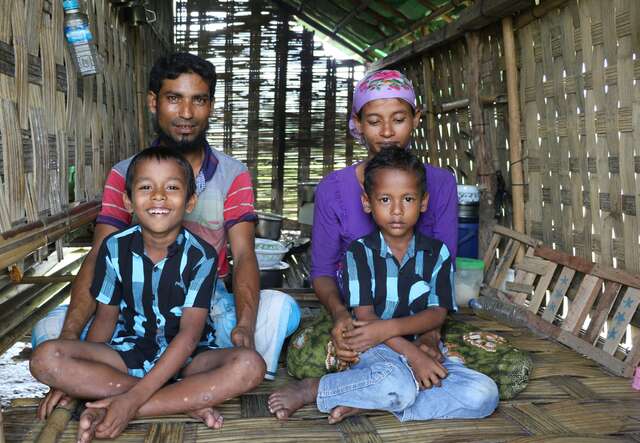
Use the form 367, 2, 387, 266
255, 212, 283, 240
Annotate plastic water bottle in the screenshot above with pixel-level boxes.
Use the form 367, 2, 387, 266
62, 0, 100, 76
469, 296, 530, 328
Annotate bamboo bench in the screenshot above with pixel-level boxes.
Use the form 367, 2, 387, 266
482, 225, 640, 377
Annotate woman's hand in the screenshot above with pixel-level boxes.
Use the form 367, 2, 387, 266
407, 349, 448, 390
85, 391, 145, 439
331, 311, 359, 363
343, 319, 392, 353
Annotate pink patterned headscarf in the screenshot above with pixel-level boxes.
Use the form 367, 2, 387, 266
349, 69, 416, 144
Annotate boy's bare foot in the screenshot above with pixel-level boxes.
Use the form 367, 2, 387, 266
187, 407, 224, 429
328, 406, 364, 424
267, 378, 320, 420
77, 407, 107, 443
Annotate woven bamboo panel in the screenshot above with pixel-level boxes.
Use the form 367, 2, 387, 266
518, 0, 640, 273
0, 0, 171, 230
174, 0, 366, 219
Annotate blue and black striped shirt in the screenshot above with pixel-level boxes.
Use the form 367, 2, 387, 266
90, 225, 218, 374
341, 230, 456, 322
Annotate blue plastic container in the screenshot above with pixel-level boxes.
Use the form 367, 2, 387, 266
458, 217, 479, 258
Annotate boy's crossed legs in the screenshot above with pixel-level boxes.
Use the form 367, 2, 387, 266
30, 339, 265, 442
268, 344, 499, 423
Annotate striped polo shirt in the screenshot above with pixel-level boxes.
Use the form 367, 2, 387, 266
90, 225, 218, 375
341, 229, 456, 322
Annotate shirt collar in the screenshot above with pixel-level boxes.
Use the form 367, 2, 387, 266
150, 139, 218, 195
130, 225, 186, 259
362, 229, 417, 264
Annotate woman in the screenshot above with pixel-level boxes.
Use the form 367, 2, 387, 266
312, 69, 458, 364
269, 70, 498, 423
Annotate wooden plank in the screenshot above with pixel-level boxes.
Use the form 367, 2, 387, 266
488, 239, 518, 289
534, 245, 595, 275
493, 225, 539, 248
515, 256, 550, 275
602, 288, 640, 355
483, 232, 501, 272
505, 282, 535, 294
562, 275, 602, 334
541, 267, 576, 322
509, 247, 538, 305
556, 330, 632, 377
584, 282, 621, 344
529, 261, 558, 313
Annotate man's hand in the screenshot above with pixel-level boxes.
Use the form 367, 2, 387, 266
407, 350, 448, 390
37, 388, 72, 420
416, 329, 444, 362
85, 391, 145, 439
231, 324, 255, 349
343, 319, 392, 353
330, 311, 359, 363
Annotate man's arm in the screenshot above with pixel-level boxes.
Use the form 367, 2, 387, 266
85, 303, 119, 343
60, 223, 119, 340
227, 221, 259, 349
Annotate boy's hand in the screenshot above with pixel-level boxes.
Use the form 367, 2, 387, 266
331, 311, 359, 363
407, 350, 448, 390
343, 319, 392, 353
416, 329, 444, 362
37, 388, 72, 420
86, 392, 145, 439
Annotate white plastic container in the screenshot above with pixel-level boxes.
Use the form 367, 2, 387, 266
255, 238, 289, 269
455, 257, 484, 307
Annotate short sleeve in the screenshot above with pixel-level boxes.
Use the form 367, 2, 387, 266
183, 254, 218, 310
428, 170, 458, 261
341, 242, 374, 309
311, 178, 344, 279
95, 168, 132, 230
223, 171, 257, 230
428, 242, 456, 312
90, 237, 123, 306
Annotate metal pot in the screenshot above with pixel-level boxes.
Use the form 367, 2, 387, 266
255, 212, 283, 240
298, 182, 318, 203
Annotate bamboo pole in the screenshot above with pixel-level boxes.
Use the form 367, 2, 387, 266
0, 407, 4, 443
501, 16, 526, 260
466, 32, 496, 256
35, 400, 78, 443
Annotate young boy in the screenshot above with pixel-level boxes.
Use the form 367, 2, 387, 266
268, 148, 498, 423
30, 147, 266, 442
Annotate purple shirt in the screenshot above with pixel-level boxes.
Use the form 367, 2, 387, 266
311, 163, 458, 280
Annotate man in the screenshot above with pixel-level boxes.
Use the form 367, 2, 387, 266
34, 52, 301, 421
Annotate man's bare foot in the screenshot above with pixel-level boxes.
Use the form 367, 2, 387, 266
267, 378, 320, 420
187, 407, 224, 429
328, 406, 364, 424
77, 407, 107, 443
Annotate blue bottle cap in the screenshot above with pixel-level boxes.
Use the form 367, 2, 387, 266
63, 0, 80, 11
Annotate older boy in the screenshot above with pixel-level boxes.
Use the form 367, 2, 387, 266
30, 147, 265, 442
269, 148, 498, 423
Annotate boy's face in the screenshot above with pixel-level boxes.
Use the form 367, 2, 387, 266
361, 168, 428, 241
354, 98, 421, 156
123, 158, 196, 237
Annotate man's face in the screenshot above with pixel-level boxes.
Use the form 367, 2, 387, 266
148, 73, 212, 153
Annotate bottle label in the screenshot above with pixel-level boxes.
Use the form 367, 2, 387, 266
64, 23, 93, 44
63, 0, 80, 11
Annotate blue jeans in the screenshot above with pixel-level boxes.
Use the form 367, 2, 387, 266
316, 344, 499, 422
32, 281, 301, 380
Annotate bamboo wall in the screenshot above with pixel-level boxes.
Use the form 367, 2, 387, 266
394, 0, 640, 275
174, 0, 366, 219
0, 0, 171, 232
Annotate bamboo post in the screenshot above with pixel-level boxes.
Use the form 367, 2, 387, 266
421, 54, 438, 165
35, 400, 78, 443
501, 16, 526, 259
271, 15, 289, 214
466, 31, 496, 256
134, 27, 146, 150
0, 407, 4, 443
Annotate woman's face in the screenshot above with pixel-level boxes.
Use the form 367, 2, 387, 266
355, 98, 421, 156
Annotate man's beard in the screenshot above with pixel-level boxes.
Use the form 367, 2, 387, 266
153, 114, 209, 155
